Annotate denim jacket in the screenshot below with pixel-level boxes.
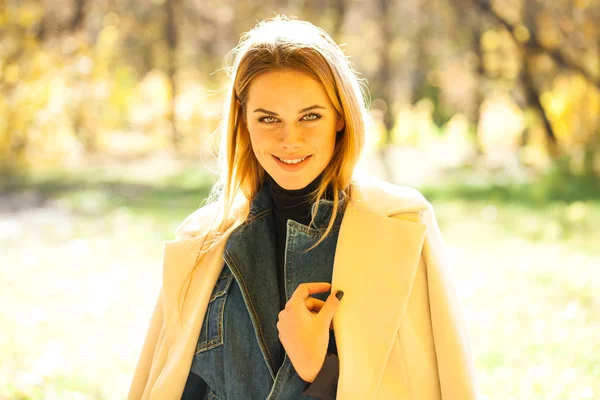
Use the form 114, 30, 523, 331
181, 181, 345, 399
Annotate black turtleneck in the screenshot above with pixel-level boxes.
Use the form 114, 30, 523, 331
264, 172, 327, 311
264, 171, 339, 399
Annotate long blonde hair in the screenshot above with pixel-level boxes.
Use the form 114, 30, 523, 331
174, 16, 372, 319
187, 16, 371, 273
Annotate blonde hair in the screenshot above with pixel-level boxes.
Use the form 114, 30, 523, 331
173, 16, 373, 319
187, 16, 371, 283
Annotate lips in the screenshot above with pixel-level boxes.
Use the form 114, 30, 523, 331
274, 155, 311, 161
273, 154, 312, 163
271, 154, 313, 171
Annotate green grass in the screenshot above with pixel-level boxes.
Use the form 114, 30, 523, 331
1, 161, 599, 399
419, 169, 600, 400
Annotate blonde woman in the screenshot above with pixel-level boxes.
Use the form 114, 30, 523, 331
128, 16, 478, 400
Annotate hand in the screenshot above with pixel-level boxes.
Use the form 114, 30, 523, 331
276, 282, 343, 383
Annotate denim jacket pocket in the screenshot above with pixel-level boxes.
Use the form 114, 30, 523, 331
195, 265, 233, 354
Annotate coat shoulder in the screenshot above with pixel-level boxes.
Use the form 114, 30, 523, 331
173, 201, 221, 239
351, 175, 431, 216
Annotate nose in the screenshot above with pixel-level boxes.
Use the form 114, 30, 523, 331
280, 123, 302, 149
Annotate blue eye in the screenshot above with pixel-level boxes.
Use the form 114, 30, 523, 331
259, 115, 278, 124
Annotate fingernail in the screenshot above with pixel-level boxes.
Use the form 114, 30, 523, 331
335, 290, 344, 300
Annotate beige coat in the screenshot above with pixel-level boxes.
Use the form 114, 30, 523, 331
128, 176, 479, 399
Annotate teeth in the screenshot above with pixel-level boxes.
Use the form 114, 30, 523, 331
278, 156, 307, 164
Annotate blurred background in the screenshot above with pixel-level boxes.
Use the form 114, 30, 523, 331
1, 0, 599, 399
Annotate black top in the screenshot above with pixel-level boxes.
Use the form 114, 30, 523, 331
264, 172, 339, 399
264, 172, 326, 311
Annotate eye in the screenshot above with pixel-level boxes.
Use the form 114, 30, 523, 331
258, 115, 279, 124
301, 112, 322, 122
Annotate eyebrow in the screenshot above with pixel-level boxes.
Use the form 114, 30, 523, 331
252, 105, 326, 115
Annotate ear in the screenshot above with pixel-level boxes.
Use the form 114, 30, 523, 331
335, 113, 345, 132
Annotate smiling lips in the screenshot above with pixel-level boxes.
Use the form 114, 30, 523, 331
273, 154, 312, 164
272, 154, 313, 170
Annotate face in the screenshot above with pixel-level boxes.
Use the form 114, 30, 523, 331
244, 69, 345, 190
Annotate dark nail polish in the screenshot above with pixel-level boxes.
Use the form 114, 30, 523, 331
335, 290, 344, 300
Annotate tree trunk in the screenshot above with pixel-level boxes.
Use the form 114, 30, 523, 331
376, 0, 396, 182
378, 0, 394, 139
520, 54, 559, 156
470, 1, 485, 155
330, 0, 347, 43
36, 0, 47, 42
165, 0, 181, 151
411, 0, 428, 105
71, 0, 86, 32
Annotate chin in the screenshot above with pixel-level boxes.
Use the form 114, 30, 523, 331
273, 174, 313, 190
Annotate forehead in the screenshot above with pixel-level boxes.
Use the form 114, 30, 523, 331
246, 69, 332, 108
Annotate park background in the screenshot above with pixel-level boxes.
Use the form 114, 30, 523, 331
1, 0, 599, 399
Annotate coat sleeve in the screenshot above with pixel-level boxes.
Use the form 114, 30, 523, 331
422, 202, 479, 399
127, 288, 165, 400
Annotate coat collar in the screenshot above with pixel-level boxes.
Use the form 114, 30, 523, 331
158, 175, 429, 398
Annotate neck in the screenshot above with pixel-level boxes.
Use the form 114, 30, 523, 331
264, 172, 330, 223
265, 172, 324, 196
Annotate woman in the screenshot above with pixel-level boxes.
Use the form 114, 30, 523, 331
128, 16, 478, 400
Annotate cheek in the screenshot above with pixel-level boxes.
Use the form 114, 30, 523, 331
310, 125, 337, 151
246, 121, 262, 142
247, 126, 275, 153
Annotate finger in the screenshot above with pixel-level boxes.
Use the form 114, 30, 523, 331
290, 282, 332, 303
305, 297, 326, 313
318, 290, 343, 326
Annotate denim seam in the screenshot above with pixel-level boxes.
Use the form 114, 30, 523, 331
195, 275, 233, 354
287, 217, 342, 236
216, 284, 227, 344
208, 274, 233, 302
223, 250, 277, 379
228, 209, 272, 239
266, 354, 289, 399
195, 336, 223, 354
246, 208, 272, 224
284, 225, 293, 302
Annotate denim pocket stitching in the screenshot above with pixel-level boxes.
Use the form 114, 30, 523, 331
208, 273, 233, 302
195, 273, 233, 355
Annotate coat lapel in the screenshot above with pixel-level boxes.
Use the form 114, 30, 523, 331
332, 196, 427, 398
